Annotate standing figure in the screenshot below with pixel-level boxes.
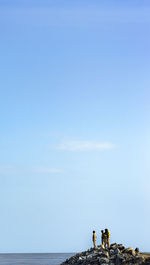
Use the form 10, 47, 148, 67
101, 230, 105, 247
92, 230, 97, 248
104, 228, 110, 248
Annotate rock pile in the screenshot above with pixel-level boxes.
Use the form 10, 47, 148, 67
61, 243, 150, 265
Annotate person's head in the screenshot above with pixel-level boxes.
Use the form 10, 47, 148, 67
105, 228, 108, 233
93, 230, 95, 233
101, 230, 103, 233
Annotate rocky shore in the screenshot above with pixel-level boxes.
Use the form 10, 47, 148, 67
61, 243, 150, 265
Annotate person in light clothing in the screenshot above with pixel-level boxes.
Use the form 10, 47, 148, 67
92, 230, 97, 248
104, 228, 110, 248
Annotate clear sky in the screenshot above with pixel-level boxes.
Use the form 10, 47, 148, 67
0, 0, 150, 253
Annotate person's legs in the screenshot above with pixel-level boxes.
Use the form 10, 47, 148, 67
105, 240, 109, 248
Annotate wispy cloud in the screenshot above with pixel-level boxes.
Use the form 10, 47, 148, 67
0, 166, 62, 176
33, 167, 62, 174
57, 141, 115, 151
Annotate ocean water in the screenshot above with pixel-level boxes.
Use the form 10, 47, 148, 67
0, 253, 74, 265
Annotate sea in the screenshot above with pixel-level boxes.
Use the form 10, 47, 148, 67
0, 253, 74, 265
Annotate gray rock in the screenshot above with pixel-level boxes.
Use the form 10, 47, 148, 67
115, 255, 125, 265
134, 256, 144, 263
109, 250, 114, 256
122, 253, 129, 259
110, 256, 115, 261
60, 243, 145, 265
87, 254, 93, 259
111, 243, 117, 247
100, 252, 109, 258
114, 248, 120, 255
99, 258, 109, 264
117, 244, 125, 251
110, 243, 117, 249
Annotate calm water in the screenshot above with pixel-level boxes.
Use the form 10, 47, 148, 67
0, 253, 74, 265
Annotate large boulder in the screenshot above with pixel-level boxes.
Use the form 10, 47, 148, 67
123, 247, 136, 256
114, 248, 120, 255
115, 254, 126, 265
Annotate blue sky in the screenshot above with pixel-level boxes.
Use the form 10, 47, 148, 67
0, 0, 150, 253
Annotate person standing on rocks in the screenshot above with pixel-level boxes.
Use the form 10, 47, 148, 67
104, 228, 110, 248
101, 230, 105, 247
92, 230, 97, 248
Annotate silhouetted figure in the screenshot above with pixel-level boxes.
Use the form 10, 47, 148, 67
101, 230, 105, 247
92, 230, 97, 248
104, 228, 110, 248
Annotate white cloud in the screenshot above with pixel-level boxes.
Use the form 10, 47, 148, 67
57, 141, 115, 151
